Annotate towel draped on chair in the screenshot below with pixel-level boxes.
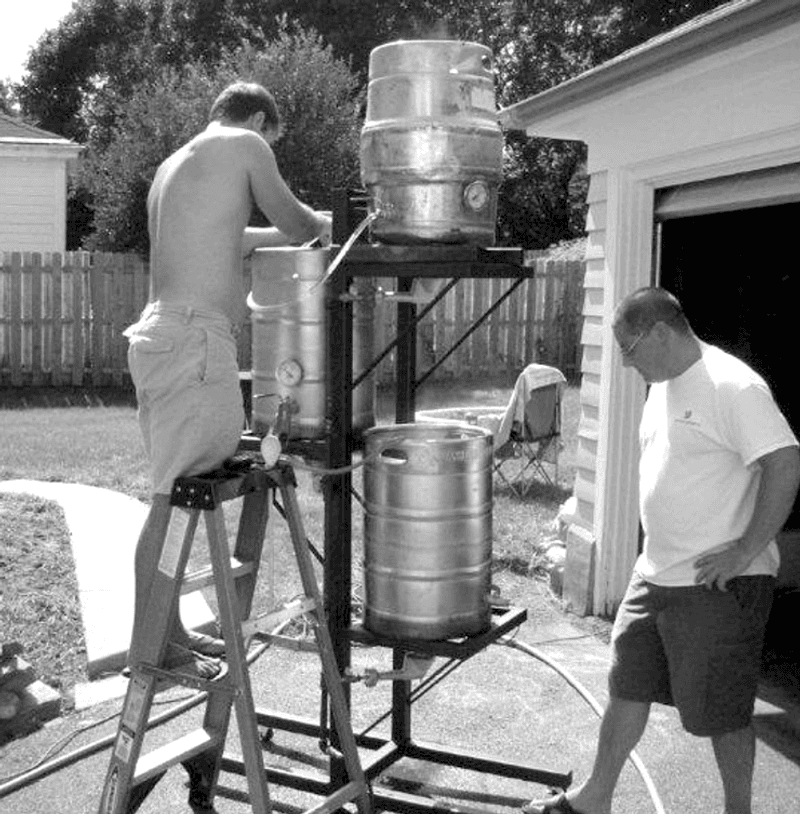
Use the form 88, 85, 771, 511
494, 364, 566, 494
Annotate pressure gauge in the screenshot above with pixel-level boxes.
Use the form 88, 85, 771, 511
463, 180, 490, 212
276, 358, 303, 387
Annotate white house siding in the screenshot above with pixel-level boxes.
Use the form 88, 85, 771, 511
573, 172, 605, 531
572, 21, 800, 615
0, 155, 67, 254
562, 173, 605, 614
500, 1, 800, 614
566, 169, 652, 616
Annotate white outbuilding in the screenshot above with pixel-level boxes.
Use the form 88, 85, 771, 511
0, 112, 82, 255
500, 0, 800, 615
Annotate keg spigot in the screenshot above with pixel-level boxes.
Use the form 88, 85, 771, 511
274, 396, 298, 444
344, 653, 434, 688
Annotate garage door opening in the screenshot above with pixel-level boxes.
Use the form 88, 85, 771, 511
657, 200, 800, 683
657, 201, 800, 528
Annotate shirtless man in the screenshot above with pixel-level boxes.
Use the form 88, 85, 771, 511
124, 82, 331, 677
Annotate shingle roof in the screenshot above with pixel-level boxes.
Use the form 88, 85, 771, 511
0, 112, 73, 143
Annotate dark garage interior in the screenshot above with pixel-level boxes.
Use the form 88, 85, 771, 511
657, 201, 800, 687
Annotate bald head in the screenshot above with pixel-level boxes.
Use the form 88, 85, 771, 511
613, 287, 700, 382
613, 287, 691, 336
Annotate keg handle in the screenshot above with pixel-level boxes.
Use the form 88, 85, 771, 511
377, 447, 408, 466
373, 435, 415, 466
247, 212, 378, 313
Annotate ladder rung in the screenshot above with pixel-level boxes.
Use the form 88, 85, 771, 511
133, 727, 223, 785
182, 558, 254, 593
134, 662, 237, 695
252, 633, 320, 653
242, 597, 317, 638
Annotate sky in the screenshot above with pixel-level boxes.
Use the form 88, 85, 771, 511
1, 1, 76, 83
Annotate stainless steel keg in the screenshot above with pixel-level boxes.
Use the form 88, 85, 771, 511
360, 40, 503, 246
363, 422, 493, 640
249, 247, 375, 439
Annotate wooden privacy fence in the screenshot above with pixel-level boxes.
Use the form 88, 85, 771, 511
0, 252, 147, 387
376, 257, 585, 381
0, 251, 584, 388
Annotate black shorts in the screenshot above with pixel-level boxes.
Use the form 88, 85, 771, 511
609, 572, 774, 737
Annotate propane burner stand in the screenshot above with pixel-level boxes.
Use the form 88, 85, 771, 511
236, 191, 573, 811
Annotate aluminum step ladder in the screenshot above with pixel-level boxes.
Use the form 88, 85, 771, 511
97, 458, 372, 814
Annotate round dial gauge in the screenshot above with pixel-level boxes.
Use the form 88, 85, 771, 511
463, 180, 490, 212
276, 358, 303, 387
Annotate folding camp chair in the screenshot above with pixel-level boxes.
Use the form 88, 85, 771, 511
493, 364, 566, 496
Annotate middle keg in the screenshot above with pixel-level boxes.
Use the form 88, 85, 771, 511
249, 246, 375, 439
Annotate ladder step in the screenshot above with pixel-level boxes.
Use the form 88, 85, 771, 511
171, 465, 270, 509
133, 727, 223, 785
182, 558, 254, 593
242, 597, 317, 638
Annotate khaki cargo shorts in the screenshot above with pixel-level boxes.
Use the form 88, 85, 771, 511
125, 302, 245, 495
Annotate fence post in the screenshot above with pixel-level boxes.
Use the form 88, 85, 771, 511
112, 255, 131, 387
9, 253, 23, 386
89, 253, 104, 387
52, 253, 64, 387
30, 253, 44, 386
564, 260, 584, 378
70, 253, 86, 386
524, 261, 538, 364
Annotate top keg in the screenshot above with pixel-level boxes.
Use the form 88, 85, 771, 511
360, 40, 503, 246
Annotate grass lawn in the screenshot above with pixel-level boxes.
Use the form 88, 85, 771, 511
0, 377, 580, 712
0, 494, 85, 696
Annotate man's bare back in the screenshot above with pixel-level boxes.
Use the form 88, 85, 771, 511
148, 120, 327, 325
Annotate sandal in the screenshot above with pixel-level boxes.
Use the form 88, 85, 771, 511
521, 793, 589, 814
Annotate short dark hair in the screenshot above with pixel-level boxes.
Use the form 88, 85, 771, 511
614, 287, 691, 335
209, 82, 281, 132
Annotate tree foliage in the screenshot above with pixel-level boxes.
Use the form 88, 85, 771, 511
0, 80, 14, 115
17, 0, 266, 141
17, 0, 732, 251
81, 24, 363, 255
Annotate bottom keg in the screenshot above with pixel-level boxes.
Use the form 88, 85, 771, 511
363, 423, 493, 640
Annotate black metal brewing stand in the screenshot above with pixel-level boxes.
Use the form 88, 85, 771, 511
262, 190, 571, 812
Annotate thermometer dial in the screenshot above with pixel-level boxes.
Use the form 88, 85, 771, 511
276, 358, 303, 387
463, 180, 490, 212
